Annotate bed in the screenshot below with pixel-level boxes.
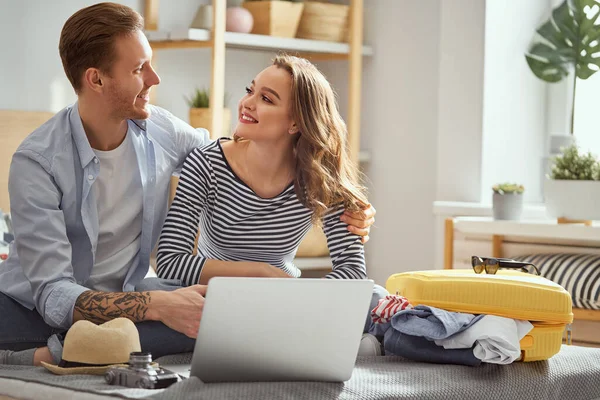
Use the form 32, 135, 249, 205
1, 347, 600, 400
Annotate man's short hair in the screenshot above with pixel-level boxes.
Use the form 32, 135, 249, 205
59, 2, 144, 93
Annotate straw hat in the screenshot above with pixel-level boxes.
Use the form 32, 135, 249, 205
42, 318, 142, 375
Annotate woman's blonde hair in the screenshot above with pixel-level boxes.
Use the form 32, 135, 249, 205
238, 54, 368, 222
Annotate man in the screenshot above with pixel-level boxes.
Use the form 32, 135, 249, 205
0, 3, 375, 366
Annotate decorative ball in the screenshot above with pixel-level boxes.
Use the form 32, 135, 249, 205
226, 7, 253, 33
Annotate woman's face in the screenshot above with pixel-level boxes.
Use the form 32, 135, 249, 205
235, 65, 297, 143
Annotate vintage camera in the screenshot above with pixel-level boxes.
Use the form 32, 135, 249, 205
105, 352, 180, 389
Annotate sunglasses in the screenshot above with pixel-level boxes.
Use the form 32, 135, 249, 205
471, 256, 540, 276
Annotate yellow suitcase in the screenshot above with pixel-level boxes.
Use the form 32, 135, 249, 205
385, 269, 573, 362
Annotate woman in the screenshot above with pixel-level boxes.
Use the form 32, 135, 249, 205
156, 55, 373, 286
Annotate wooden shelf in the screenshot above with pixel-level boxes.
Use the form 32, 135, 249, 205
146, 29, 373, 58
293, 257, 332, 271
453, 216, 600, 242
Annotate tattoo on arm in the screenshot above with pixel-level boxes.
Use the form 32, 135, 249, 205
73, 290, 151, 325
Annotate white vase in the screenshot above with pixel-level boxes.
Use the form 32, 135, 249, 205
226, 7, 253, 33
544, 179, 600, 220
492, 193, 523, 221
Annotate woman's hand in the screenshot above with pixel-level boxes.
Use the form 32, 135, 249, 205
340, 203, 376, 243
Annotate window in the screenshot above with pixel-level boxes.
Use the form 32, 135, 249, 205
574, 74, 600, 157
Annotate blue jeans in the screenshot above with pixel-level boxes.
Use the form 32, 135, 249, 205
0, 278, 195, 360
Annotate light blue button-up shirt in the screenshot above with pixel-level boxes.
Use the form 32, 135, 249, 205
0, 103, 209, 329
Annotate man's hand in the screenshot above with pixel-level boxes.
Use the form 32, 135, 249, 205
147, 285, 207, 338
341, 203, 376, 244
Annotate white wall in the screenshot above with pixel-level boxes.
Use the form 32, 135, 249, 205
0, 0, 106, 111
574, 74, 600, 156
321, 0, 442, 285
436, 0, 486, 204
480, 0, 548, 204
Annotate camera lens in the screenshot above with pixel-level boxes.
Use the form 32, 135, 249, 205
129, 352, 152, 369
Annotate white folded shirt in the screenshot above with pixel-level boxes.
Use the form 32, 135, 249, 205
434, 315, 534, 365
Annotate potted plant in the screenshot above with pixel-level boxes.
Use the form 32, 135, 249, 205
492, 183, 525, 221
185, 88, 232, 137
242, 0, 304, 38
545, 144, 600, 220
525, 0, 600, 153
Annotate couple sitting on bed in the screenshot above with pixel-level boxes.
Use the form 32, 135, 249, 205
0, 2, 382, 367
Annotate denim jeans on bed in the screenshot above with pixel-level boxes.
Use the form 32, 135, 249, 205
0, 278, 196, 360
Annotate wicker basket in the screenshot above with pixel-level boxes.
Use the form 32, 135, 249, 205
189, 108, 232, 138
296, 1, 349, 42
242, 1, 304, 38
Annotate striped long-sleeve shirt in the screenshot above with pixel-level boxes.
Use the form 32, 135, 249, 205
156, 139, 367, 286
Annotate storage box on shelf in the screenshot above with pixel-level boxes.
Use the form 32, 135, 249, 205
297, 1, 349, 42
242, 0, 304, 38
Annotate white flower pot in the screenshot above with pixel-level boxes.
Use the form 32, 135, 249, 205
492, 193, 523, 221
544, 179, 600, 220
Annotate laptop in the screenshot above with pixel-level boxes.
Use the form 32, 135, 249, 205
162, 277, 374, 383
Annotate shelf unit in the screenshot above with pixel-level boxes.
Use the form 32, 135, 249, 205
144, 0, 369, 164
144, 0, 370, 271
146, 28, 373, 56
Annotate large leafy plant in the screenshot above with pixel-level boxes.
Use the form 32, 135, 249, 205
525, 0, 600, 134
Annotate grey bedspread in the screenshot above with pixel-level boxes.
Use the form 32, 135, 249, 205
1, 345, 599, 400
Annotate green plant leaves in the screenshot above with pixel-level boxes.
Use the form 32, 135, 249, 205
525, 0, 600, 82
184, 88, 231, 108
492, 183, 525, 195
550, 144, 600, 180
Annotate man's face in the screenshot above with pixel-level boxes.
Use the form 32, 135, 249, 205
103, 30, 160, 120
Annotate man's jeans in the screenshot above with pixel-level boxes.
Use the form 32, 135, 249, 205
0, 279, 387, 360
0, 278, 195, 360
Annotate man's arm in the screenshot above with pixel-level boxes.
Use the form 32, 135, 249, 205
8, 151, 89, 329
152, 105, 212, 169
73, 286, 207, 338
73, 290, 151, 324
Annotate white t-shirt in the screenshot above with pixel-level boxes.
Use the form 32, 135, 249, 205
88, 130, 143, 292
